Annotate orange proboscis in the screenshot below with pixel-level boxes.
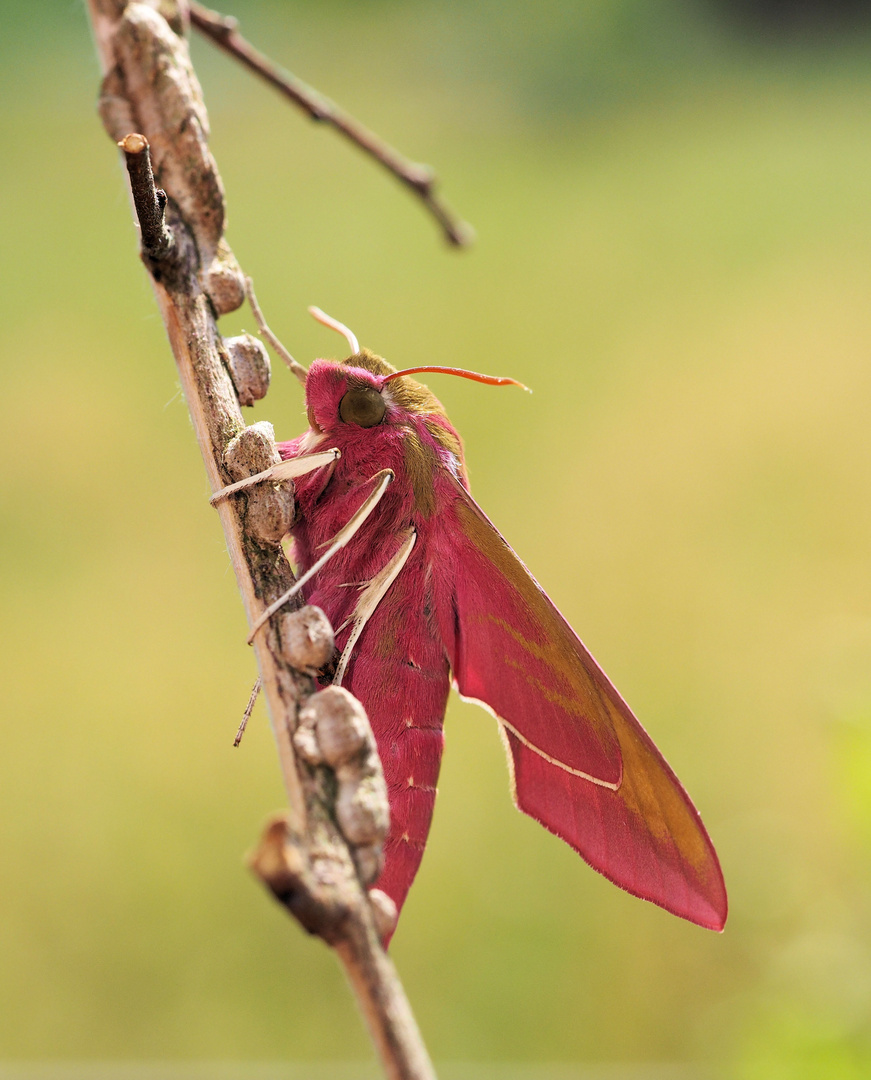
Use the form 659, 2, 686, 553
383, 366, 530, 391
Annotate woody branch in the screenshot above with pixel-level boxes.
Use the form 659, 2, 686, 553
86, 2, 435, 1077
187, 0, 472, 247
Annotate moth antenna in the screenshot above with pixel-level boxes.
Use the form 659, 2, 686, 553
246, 278, 308, 386
234, 676, 262, 747
308, 305, 360, 355
383, 365, 530, 392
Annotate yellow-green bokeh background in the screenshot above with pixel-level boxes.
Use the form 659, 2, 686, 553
4, 1, 871, 1075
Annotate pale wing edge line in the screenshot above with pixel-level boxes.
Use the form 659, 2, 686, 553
455, 687, 620, 791
495, 711, 727, 931
497, 720, 520, 810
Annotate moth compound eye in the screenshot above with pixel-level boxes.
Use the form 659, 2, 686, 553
339, 387, 386, 428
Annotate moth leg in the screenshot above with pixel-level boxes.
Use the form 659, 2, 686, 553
247, 468, 395, 643
334, 528, 417, 687
245, 277, 308, 386
234, 675, 262, 747
210, 448, 340, 505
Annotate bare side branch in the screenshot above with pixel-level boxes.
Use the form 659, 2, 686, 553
246, 276, 308, 386
188, 0, 473, 247
87, 3, 437, 1077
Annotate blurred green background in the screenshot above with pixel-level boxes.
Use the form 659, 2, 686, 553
4, 0, 871, 1076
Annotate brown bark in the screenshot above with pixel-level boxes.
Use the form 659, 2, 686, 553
86, 4, 438, 1077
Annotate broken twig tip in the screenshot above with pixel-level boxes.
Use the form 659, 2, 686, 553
119, 132, 174, 260
118, 132, 148, 154
247, 813, 305, 891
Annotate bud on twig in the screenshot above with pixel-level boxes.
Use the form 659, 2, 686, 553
225, 333, 271, 406
295, 686, 390, 885
222, 422, 294, 544
278, 606, 335, 674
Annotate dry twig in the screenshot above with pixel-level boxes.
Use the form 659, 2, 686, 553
188, 0, 472, 247
86, 3, 437, 1077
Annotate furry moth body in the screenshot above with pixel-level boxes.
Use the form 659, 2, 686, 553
258, 342, 728, 940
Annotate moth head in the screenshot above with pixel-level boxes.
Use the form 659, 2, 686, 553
303, 353, 393, 435
302, 307, 527, 441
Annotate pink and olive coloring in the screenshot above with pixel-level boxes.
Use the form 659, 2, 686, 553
266, 332, 727, 937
